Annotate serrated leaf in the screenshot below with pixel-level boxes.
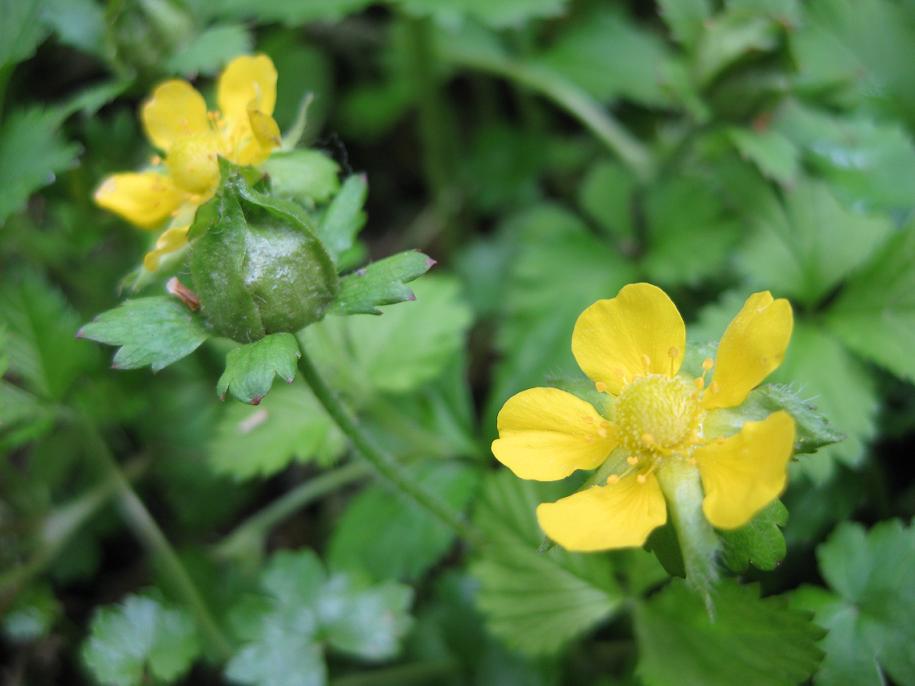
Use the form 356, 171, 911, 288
217, 333, 300, 405
826, 222, 915, 383
0, 107, 79, 223
331, 250, 434, 315
209, 381, 344, 480
165, 23, 252, 76
719, 500, 788, 572
736, 180, 892, 307
695, 10, 778, 84
0, 0, 48, 68
263, 150, 340, 206
726, 127, 799, 185
635, 580, 824, 686
396, 0, 568, 28
82, 595, 200, 686
315, 174, 367, 262
329, 460, 479, 581
79, 297, 209, 373
470, 472, 623, 656
792, 520, 915, 686
304, 275, 472, 395
658, 0, 712, 47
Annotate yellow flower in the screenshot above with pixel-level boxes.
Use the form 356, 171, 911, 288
94, 54, 282, 271
491, 283, 796, 552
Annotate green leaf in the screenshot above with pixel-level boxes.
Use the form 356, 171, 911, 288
792, 520, 915, 686
315, 174, 367, 262
736, 180, 892, 307
534, 7, 673, 107
202, 0, 374, 25
263, 149, 341, 206
209, 381, 344, 480
165, 23, 252, 76
773, 101, 915, 211
658, 0, 712, 47
79, 297, 209, 373
719, 500, 788, 572
41, 0, 106, 57
695, 10, 778, 85
726, 127, 799, 185
217, 333, 300, 405
826, 222, 915, 383
0, 272, 95, 400
396, 0, 569, 29
0, 0, 48, 68
470, 472, 623, 656
2, 584, 60, 643
0, 107, 79, 223
634, 580, 824, 686
226, 549, 412, 686
329, 460, 479, 581
82, 594, 200, 686
577, 160, 636, 242
304, 275, 472, 396
331, 250, 435, 316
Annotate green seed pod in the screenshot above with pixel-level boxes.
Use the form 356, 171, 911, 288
189, 174, 339, 343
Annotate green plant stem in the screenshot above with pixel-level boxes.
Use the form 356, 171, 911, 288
403, 15, 460, 251
213, 461, 371, 561
80, 420, 233, 659
296, 344, 481, 546
444, 44, 653, 181
0, 457, 147, 603
330, 660, 456, 686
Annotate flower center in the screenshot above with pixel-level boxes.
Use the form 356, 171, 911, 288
166, 134, 220, 195
615, 375, 700, 454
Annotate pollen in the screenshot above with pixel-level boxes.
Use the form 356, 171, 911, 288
614, 374, 701, 454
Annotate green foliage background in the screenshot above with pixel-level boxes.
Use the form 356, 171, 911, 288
2, 0, 914, 684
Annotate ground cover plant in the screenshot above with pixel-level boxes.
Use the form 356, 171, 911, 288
1, 0, 914, 684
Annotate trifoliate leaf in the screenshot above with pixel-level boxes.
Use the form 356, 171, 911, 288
792, 520, 915, 686
217, 333, 300, 405
634, 580, 824, 686
263, 150, 341, 206
470, 472, 623, 656
736, 180, 892, 307
0, 0, 48, 68
226, 549, 412, 686
719, 500, 788, 572
165, 23, 253, 76
82, 594, 200, 686
330, 250, 435, 315
0, 272, 96, 400
534, 7, 673, 107
329, 460, 480, 581
726, 127, 800, 185
315, 174, 367, 262
826, 222, 915, 383
304, 276, 472, 396
209, 381, 344, 480
0, 107, 79, 224
396, 0, 568, 28
79, 297, 209, 373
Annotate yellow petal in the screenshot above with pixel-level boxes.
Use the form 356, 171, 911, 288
572, 283, 686, 395
141, 80, 210, 152
143, 224, 190, 272
217, 54, 277, 122
695, 411, 795, 529
165, 133, 221, 195
703, 292, 793, 410
536, 473, 667, 551
492, 387, 617, 481
94, 172, 184, 228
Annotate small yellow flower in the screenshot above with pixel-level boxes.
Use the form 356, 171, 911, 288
492, 283, 796, 552
94, 55, 282, 271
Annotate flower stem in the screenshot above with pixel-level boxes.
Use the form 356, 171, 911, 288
213, 461, 371, 562
296, 343, 481, 545
79, 419, 233, 659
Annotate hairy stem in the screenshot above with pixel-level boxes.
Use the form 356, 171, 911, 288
213, 461, 371, 561
80, 420, 233, 658
296, 343, 480, 545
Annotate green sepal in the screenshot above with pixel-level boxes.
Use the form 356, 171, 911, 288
719, 500, 789, 573
78, 296, 209, 372
706, 382, 845, 455
216, 333, 301, 405
331, 250, 435, 315
317, 174, 367, 262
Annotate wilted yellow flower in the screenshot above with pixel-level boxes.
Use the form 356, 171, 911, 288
94, 55, 282, 271
492, 283, 796, 552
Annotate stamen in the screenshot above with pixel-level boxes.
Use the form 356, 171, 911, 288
641, 354, 651, 372
641, 432, 656, 448
595, 381, 608, 393
636, 473, 647, 484
627, 455, 640, 465
150, 155, 162, 165
607, 474, 620, 484
668, 347, 679, 375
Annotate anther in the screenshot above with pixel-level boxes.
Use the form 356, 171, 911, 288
702, 357, 714, 371
595, 381, 608, 393
150, 155, 162, 165
641, 432, 656, 447
607, 474, 620, 484
627, 455, 639, 465
636, 473, 647, 484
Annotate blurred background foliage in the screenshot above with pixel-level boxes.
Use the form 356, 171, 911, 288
1, 0, 914, 684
